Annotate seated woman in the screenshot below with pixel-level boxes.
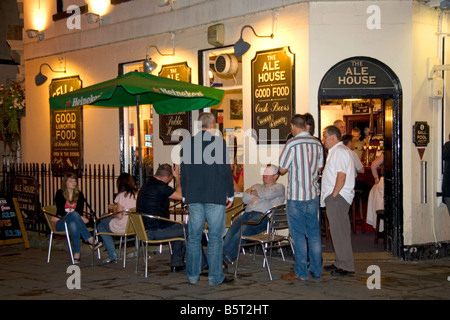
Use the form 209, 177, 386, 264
53, 172, 102, 264
97, 172, 138, 264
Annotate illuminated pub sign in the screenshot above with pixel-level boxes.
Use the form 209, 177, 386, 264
158, 62, 192, 145
49, 76, 83, 175
251, 47, 295, 144
319, 57, 396, 98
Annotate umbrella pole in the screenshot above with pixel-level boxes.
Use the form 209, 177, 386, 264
136, 95, 143, 186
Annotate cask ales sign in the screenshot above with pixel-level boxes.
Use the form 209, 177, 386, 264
251, 47, 294, 144
158, 62, 192, 145
50, 76, 83, 174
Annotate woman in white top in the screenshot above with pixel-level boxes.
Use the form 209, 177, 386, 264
97, 173, 138, 263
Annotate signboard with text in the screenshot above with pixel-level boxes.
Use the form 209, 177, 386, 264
50, 76, 83, 175
158, 62, 192, 145
251, 47, 295, 144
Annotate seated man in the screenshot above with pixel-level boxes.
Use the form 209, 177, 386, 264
136, 164, 189, 272
222, 164, 285, 266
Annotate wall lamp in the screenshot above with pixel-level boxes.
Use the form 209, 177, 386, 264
86, 12, 103, 25
26, 29, 45, 41
35, 62, 66, 86
234, 25, 274, 58
143, 33, 175, 73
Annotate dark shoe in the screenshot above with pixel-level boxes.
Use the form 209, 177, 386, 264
324, 264, 338, 272
89, 241, 103, 251
331, 268, 354, 277
171, 265, 186, 272
219, 277, 234, 285
102, 258, 118, 265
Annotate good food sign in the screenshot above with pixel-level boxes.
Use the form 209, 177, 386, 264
251, 47, 295, 144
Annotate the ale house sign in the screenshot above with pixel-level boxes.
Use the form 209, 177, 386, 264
252, 47, 295, 144
319, 58, 396, 98
50, 76, 83, 174
158, 62, 192, 145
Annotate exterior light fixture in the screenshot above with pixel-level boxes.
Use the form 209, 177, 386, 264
143, 33, 175, 73
86, 12, 104, 25
26, 29, 45, 41
234, 25, 274, 58
35, 63, 66, 86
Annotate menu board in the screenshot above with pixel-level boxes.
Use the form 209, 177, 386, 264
50, 76, 83, 175
251, 47, 295, 144
0, 197, 30, 248
158, 62, 192, 145
13, 175, 39, 224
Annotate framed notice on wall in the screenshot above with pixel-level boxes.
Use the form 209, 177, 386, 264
251, 47, 295, 144
158, 62, 192, 145
49, 76, 83, 175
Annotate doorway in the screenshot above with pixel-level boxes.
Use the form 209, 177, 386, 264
318, 57, 403, 256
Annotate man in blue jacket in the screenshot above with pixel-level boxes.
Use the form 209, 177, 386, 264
180, 112, 235, 285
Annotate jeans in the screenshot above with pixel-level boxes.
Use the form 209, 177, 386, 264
97, 216, 118, 260
187, 203, 225, 285
147, 220, 187, 267
223, 211, 268, 264
286, 198, 322, 279
55, 211, 92, 254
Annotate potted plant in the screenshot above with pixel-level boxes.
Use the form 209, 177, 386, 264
0, 82, 25, 157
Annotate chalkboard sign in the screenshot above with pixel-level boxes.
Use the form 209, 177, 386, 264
0, 197, 30, 248
158, 62, 192, 145
251, 47, 295, 144
13, 175, 39, 224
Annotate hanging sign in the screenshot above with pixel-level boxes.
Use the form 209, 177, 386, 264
50, 76, 83, 175
251, 47, 295, 144
158, 62, 192, 145
413, 121, 430, 147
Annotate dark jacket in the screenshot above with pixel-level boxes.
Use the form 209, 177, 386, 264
54, 189, 86, 217
180, 130, 234, 205
443, 141, 450, 201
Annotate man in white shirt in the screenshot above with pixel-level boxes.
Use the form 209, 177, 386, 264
321, 125, 355, 276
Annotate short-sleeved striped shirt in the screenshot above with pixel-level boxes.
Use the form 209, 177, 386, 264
279, 131, 324, 201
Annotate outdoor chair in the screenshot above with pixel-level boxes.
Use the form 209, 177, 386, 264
129, 212, 186, 278
42, 205, 74, 264
93, 208, 137, 268
234, 204, 293, 280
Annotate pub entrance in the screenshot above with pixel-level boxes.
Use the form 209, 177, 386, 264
318, 56, 403, 256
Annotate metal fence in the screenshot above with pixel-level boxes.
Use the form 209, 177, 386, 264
1, 162, 119, 232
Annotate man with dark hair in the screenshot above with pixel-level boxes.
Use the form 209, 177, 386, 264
180, 112, 235, 285
136, 163, 186, 272
321, 125, 355, 276
279, 114, 324, 281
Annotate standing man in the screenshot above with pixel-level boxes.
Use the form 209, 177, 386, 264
180, 112, 235, 285
321, 125, 356, 276
442, 134, 450, 215
279, 114, 324, 281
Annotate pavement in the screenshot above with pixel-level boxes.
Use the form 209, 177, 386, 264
0, 231, 449, 313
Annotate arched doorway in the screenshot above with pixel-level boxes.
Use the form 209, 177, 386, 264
318, 56, 403, 256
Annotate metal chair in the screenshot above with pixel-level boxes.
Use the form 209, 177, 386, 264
93, 208, 137, 268
234, 204, 293, 280
129, 212, 186, 278
42, 205, 74, 264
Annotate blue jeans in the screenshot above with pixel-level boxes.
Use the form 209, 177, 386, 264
55, 211, 92, 254
187, 203, 225, 285
97, 216, 118, 260
223, 211, 268, 264
286, 198, 322, 279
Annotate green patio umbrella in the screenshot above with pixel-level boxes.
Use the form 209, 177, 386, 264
49, 71, 225, 184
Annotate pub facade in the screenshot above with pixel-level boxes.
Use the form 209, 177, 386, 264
21, 0, 450, 259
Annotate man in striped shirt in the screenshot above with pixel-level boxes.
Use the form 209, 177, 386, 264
278, 114, 324, 281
